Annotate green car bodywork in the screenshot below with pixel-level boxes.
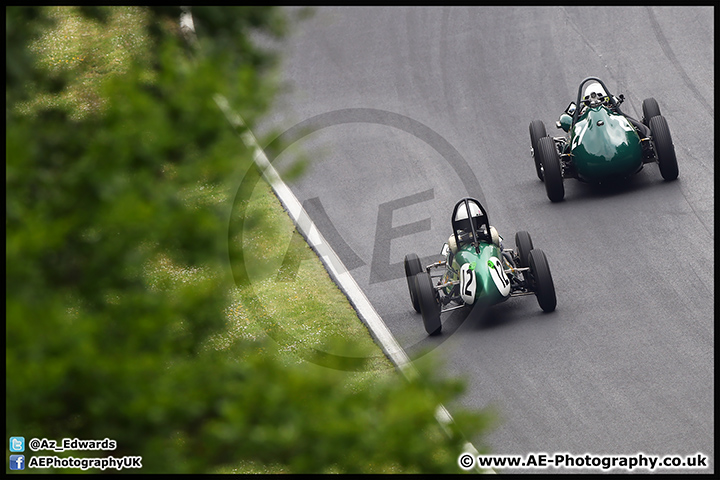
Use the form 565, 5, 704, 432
442, 242, 510, 307
567, 105, 644, 181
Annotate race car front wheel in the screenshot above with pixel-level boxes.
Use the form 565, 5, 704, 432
529, 120, 548, 181
414, 272, 442, 335
642, 98, 661, 126
404, 253, 423, 313
514, 230, 534, 269
528, 249, 557, 313
537, 136, 565, 202
649, 115, 678, 181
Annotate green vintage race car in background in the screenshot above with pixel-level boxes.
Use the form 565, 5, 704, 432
529, 76, 679, 202
404, 198, 556, 336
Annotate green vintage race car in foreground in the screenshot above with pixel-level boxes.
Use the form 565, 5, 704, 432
404, 198, 556, 336
530, 76, 679, 202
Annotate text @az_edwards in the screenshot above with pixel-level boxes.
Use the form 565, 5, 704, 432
28, 437, 116, 452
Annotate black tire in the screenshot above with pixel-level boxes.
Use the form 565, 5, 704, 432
642, 98, 661, 126
528, 249, 556, 313
514, 230, 534, 269
529, 120, 547, 181
404, 253, 423, 313
414, 272, 441, 335
649, 115, 678, 181
537, 136, 564, 202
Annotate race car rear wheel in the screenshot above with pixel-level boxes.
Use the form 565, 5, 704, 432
514, 231, 534, 269
537, 136, 565, 202
414, 272, 442, 335
649, 115, 678, 181
529, 120, 547, 181
404, 253, 423, 313
528, 249, 556, 313
642, 98, 661, 126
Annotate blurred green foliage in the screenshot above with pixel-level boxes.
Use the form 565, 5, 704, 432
6, 6, 494, 473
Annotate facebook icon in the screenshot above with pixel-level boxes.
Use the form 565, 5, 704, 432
9, 454, 25, 470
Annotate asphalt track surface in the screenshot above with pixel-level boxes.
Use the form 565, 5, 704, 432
255, 6, 714, 473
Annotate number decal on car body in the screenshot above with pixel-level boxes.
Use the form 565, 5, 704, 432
488, 257, 511, 297
460, 263, 476, 305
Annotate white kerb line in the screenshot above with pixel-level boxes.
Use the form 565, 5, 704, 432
214, 95, 414, 368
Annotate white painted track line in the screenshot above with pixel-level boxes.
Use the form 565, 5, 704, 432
214, 94, 415, 373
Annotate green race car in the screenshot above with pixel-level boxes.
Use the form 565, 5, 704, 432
529, 76, 679, 202
404, 198, 556, 336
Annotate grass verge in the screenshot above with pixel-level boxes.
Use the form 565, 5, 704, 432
25, 6, 396, 377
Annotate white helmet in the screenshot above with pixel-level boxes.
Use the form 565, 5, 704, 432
583, 82, 608, 107
453, 201, 488, 242
453, 201, 482, 222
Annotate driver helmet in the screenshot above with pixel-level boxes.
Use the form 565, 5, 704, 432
454, 201, 486, 236
583, 82, 608, 107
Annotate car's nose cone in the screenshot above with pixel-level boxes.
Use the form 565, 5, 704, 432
571, 109, 643, 181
